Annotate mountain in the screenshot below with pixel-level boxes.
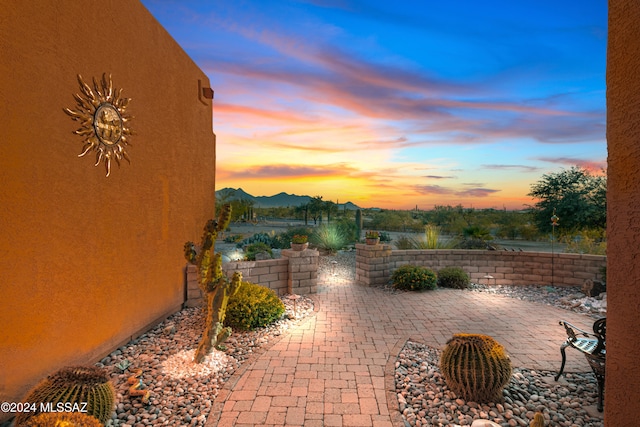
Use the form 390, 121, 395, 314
254, 191, 311, 207
215, 188, 360, 210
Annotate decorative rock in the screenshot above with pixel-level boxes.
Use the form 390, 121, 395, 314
396, 340, 604, 427
470, 420, 501, 427
99, 294, 314, 427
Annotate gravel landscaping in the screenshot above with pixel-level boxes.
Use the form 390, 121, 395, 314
395, 341, 604, 427
98, 295, 314, 427
17, 249, 604, 427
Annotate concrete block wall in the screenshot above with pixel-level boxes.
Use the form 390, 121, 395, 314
355, 243, 393, 286
281, 248, 319, 295
356, 247, 606, 287
185, 248, 318, 307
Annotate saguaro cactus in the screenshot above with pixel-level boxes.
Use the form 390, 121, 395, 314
184, 204, 243, 363
355, 209, 363, 241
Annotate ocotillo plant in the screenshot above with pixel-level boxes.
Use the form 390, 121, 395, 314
184, 204, 243, 363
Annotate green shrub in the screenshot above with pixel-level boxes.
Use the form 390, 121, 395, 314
437, 267, 470, 289
390, 265, 437, 291
394, 228, 459, 250
244, 242, 272, 260
271, 227, 314, 249
379, 231, 392, 242
562, 229, 607, 255
335, 218, 359, 243
224, 234, 244, 243
455, 238, 491, 249
225, 282, 286, 330
394, 235, 415, 249
311, 224, 347, 253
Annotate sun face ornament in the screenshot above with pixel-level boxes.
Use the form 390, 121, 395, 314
64, 74, 133, 177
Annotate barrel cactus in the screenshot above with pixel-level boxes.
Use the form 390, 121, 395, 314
23, 412, 102, 427
15, 366, 115, 426
440, 334, 512, 402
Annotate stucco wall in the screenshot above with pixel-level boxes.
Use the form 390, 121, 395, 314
0, 0, 216, 414
606, 0, 640, 423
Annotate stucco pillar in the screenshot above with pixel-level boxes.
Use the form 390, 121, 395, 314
606, 0, 640, 423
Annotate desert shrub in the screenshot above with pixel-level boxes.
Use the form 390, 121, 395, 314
225, 282, 286, 330
311, 224, 347, 253
437, 267, 470, 289
379, 231, 392, 242
244, 242, 272, 260
394, 235, 415, 249
455, 238, 491, 249
334, 217, 359, 243
562, 229, 607, 255
390, 265, 437, 291
224, 234, 244, 243
271, 227, 314, 249
462, 225, 494, 241
394, 233, 458, 250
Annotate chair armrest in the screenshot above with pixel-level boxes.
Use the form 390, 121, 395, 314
559, 320, 592, 338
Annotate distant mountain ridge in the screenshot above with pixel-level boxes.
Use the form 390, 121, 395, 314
216, 187, 360, 210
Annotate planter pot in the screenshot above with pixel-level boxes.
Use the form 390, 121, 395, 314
290, 242, 309, 251
365, 238, 380, 245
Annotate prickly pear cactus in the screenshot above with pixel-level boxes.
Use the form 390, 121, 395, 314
184, 204, 243, 363
440, 333, 512, 403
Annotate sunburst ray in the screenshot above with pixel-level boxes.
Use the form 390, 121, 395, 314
64, 73, 133, 177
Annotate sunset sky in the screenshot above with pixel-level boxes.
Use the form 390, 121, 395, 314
141, 0, 607, 210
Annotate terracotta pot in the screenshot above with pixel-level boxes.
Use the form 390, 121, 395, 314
290, 242, 309, 251
365, 238, 380, 245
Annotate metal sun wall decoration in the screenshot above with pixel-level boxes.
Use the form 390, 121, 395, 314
63, 74, 133, 177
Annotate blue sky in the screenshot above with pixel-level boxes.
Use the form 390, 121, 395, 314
141, 0, 607, 209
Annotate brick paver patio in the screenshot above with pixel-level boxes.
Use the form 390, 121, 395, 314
206, 271, 596, 427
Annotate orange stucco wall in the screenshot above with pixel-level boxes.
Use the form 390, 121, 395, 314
0, 1, 216, 414
606, 1, 640, 423
605, 0, 640, 426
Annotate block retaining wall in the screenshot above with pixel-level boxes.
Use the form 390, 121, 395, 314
185, 248, 318, 307
355, 244, 606, 287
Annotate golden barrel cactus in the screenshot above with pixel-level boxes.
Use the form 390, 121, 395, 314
23, 412, 103, 427
440, 333, 512, 402
15, 366, 115, 426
